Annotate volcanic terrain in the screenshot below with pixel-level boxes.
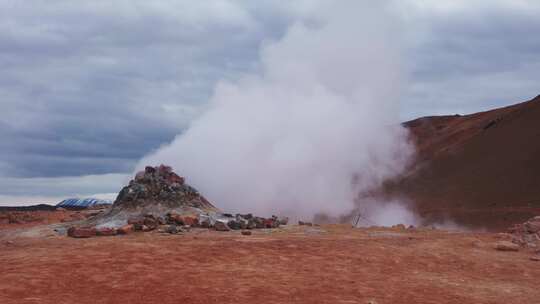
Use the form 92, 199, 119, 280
1, 96, 540, 304
385, 95, 540, 230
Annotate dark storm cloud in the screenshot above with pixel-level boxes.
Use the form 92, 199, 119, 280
1, 1, 540, 202
0, 1, 292, 178
401, 1, 540, 118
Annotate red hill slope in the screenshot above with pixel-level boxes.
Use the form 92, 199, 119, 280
389, 95, 540, 230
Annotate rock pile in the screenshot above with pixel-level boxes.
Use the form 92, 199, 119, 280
68, 212, 285, 237
84, 165, 218, 228
112, 164, 217, 213
67, 165, 288, 238
508, 216, 540, 248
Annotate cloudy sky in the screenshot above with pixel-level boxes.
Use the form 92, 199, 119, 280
1, 0, 539, 205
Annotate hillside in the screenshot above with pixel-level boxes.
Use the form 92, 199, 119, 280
387, 95, 540, 230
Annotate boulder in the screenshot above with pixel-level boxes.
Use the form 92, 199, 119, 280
246, 219, 257, 229
235, 216, 248, 229
254, 217, 266, 229
241, 230, 252, 236
67, 227, 96, 238
264, 218, 280, 228
237, 213, 253, 220
143, 215, 159, 230
181, 216, 199, 227
278, 217, 289, 225
117, 224, 134, 235
96, 227, 117, 236
214, 221, 230, 231
141, 225, 155, 232
128, 217, 144, 226
159, 224, 182, 234
494, 241, 520, 252
200, 218, 212, 228
227, 220, 242, 230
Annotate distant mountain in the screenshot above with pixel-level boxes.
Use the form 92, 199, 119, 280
386, 95, 540, 230
0, 204, 57, 212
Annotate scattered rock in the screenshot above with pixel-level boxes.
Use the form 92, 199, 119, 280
141, 225, 154, 232
530, 256, 540, 262
214, 221, 230, 231
67, 227, 96, 238
278, 216, 289, 225
227, 220, 242, 230
181, 216, 199, 227
117, 224, 134, 235
494, 241, 519, 252
264, 217, 280, 228
254, 217, 266, 229
237, 213, 253, 220
246, 219, 257, 229
159, 224, 182, 234
96, 227, 117, 236
143, 215, 159, 230
128, 217, 145, 230
200, 218, 212, 228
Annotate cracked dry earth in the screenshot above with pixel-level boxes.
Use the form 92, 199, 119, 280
0, 224, 539, 304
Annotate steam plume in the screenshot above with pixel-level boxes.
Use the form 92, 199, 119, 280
138, 2, 414, 223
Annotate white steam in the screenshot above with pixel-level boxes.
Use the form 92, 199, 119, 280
138, 3, 414, 223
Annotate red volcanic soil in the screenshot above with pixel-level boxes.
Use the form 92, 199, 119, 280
387, 95, 540, 230
1, 225, 539, 304
0, 209, 104, 230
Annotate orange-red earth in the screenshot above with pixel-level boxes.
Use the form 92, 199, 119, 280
1, 224, 538, 304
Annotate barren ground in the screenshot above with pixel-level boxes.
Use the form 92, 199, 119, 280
1, 224, 539, 304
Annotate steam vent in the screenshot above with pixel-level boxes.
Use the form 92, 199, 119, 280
90, 165, 219, 227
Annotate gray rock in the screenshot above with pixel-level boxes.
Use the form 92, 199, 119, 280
227, 220, 242, 230
214, 221, 230, 231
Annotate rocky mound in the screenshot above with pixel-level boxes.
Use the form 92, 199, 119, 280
89, 165, 218, 227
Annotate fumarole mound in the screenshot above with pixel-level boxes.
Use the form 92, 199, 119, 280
114, 165, 217, 213
73, 165, 286, 237
89, 165, 219, 227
